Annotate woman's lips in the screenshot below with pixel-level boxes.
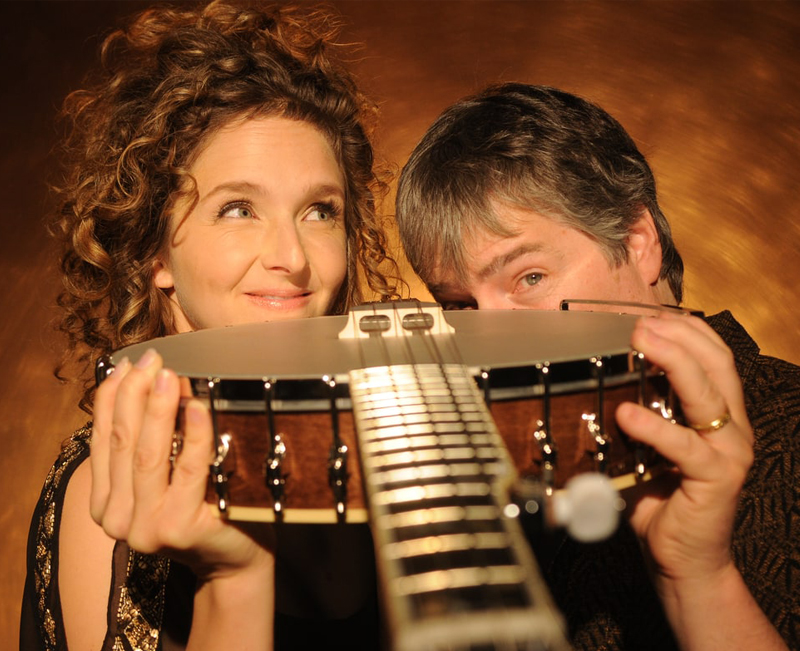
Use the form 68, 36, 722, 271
245, 290, 312, 310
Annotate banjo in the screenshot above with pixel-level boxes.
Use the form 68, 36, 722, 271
108, 301, 673, 651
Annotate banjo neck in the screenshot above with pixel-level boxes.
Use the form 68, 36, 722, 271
345, 302, 571, 650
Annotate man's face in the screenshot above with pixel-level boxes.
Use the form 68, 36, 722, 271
427, 200, 669, 311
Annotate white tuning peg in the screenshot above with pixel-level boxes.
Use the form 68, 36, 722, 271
552, 473, 624, 542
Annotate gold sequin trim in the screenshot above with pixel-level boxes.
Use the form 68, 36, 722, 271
112, 549, 169, 651
31, 425, 92, 650
31, 425, 172, 651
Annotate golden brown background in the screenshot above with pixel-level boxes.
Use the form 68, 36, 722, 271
2, 0, 799, 643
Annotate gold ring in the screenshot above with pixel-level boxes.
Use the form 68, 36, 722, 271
688, 411, 731, 435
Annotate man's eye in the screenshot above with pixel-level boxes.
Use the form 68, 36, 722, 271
522, 273, 542, 287
440, 300, 476, 311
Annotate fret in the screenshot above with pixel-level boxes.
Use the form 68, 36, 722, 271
393, 565, 528, 597
385, 532, 512, 559
371, 463, 483, 485
399, 546, 517, 578
375, 505, 502, 530
360, 402, 460, 419
359, 410, 487, 428
372, 481, 494, 506
358, 393, 472, 411
391, 518, 507, 543
369, 462, 493, 486
364, 446, 480, 467
369, 443, 500, 462
357, 386, 474, 402
362, 427, 491, 446
365, 434, 463, 454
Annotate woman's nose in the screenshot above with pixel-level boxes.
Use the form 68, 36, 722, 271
260, 221, 309, 274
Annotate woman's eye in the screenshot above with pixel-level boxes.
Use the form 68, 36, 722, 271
306, 203, 340, 222
219, 203, 254, 220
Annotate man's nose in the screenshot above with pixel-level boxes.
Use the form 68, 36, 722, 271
473, 291, 513, 310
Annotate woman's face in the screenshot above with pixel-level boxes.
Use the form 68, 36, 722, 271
154, 116, 348, 333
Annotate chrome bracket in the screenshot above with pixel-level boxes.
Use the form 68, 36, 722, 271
325, 376, 348, 522
632, 351, 649, 478
95, 355, 114, 386
582, 412, 609, 473
207, 378, 232, 514
589, 356, 610, 472
263, 380, 286, 521
533, 362, 556, 490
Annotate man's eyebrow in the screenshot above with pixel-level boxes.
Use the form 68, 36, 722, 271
476, 243, 546, 281
427, 281, 457, 297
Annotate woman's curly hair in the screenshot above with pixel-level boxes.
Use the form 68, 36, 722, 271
50, 0, 400, 412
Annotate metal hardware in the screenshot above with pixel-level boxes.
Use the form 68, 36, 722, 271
207, 378, 232, 513
339, 300, 455, 339
169, 430, 183, 470
588, 356, 610, 472
358, 314, 392, 334
263, 380, 286, 520
532, 362, 556, 490
325, 376, 348, 522
95, 356, 114, 386
479, 369, 491, 408
559, 298, 705, 318
401, 311, 434, 331
632, 352, 648, 478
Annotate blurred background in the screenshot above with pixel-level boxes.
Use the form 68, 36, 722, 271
2, 0, 799, 643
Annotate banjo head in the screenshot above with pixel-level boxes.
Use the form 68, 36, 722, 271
111, 309, 641, 379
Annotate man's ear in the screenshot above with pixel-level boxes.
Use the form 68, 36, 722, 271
626, 208, 663, 286
153, 256, 175, 290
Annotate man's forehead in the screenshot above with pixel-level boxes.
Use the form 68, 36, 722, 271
425, 201, 568, 287
426, 265, 465, 299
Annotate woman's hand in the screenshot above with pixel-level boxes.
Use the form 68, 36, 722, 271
90, 349, 275, 649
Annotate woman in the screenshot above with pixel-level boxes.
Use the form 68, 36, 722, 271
20, 2, 399, 649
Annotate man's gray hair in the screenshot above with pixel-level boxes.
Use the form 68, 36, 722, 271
396, 83, 683, 303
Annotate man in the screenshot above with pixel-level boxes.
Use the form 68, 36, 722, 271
395, 83, 798, 650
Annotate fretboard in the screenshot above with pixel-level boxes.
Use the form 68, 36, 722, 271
350, 360, 571, 651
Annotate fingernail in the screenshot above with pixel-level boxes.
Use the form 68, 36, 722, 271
111, 357, 130, 375
155, 369, 171, 394
135, 348, 158, 369
186, 399, 207, 423
639, 316, 663, 333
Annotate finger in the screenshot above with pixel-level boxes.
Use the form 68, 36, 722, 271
631, 317, 745, 429
89, 357, 131, 523
617, 402, 752, 486
150, 399, 216, 549
170, 399, 215, 497
642, 314, 745, 415
103, 349, 163, 539
129, 368, 181, 535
